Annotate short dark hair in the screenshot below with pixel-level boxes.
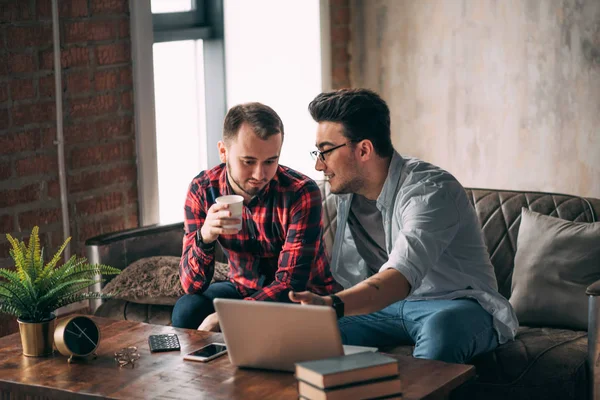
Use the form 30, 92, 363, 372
308, 88, 393, 157
223, 102, 284, 143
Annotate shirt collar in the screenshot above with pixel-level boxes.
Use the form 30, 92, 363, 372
377, 151, 405, 210
218, 164, 233, 196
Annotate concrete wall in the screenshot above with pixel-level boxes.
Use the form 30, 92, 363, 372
350, 0, 600, 198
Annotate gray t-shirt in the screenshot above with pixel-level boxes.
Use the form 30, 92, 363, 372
347, 194, 388, 275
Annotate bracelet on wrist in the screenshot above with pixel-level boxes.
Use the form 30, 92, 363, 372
195, 229, 215, 250
329, 294, 344, 319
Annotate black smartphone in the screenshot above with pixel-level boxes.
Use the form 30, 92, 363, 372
183, 343, 227, 362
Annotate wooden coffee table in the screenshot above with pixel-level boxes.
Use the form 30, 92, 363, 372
0, 316, 474, 399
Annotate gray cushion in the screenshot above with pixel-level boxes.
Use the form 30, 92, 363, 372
102, 256, 229, 306
464, 189, 599, 300
510, 208, 600, 330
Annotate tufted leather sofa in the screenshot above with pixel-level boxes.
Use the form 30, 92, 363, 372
85, 183, 600, 400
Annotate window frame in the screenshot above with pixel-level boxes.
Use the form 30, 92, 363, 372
130, 0, 226, 226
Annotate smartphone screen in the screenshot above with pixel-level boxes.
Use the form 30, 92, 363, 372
188, 344, 227, 358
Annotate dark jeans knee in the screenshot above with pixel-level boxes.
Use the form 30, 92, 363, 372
171, 281, 242, 328
171, 294, 214, 329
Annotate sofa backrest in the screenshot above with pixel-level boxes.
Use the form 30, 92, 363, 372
319, 180, 600, 300
85, 223, 185, 272
85, 182, 600, 301
465, 188, 600, 299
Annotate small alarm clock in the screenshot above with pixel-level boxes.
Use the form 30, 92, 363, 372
54, 315, 100, 363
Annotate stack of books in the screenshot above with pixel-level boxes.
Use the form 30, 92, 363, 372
294, 352, 402, 400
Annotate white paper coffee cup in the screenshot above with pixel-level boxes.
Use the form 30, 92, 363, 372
215, 195, 244, 231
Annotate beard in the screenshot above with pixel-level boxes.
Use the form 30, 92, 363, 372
329, 165, 365, 195
330, 175, 364, 195
226, 162, 267, 197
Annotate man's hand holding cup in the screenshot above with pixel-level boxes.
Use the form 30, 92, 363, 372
200, 195, 244, 243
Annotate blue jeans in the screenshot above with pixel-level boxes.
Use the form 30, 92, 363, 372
339, 299, 499, 364
171, 281, 241, 329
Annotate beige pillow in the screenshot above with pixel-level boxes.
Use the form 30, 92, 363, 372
510, 208, 600, 331
103, 256, 229, 306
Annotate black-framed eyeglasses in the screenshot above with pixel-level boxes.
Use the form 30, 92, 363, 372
310, 142, 352, 162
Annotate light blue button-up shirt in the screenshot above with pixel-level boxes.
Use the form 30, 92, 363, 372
330, 151, 518, 344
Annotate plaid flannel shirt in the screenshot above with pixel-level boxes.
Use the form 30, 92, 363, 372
180, 163, 341, 301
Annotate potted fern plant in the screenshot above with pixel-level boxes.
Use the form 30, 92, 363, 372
0, 226, 120, 357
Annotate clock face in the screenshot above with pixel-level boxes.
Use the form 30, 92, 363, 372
62, 316, 100, 356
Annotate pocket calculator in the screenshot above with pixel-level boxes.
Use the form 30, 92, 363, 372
148, 333, 181, 353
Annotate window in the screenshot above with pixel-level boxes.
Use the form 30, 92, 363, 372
151, 0, 225, 224
151, 0, 194, 13
224, 0, 327, 180
153, 40, 207, 224
131, 0, 225, 225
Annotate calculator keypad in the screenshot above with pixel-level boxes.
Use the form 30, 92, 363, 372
149, 334, 181, 352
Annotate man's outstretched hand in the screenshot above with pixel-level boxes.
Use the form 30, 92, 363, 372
289, 291, 333, 306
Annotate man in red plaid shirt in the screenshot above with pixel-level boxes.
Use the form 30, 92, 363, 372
171, 102, 341, 331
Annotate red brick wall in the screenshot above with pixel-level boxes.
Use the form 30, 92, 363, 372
330, 0, 351, 89
0, 0, 138, 337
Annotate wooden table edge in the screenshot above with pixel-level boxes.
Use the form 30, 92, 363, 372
0, 378, 113, 400
421, 363, 476, 400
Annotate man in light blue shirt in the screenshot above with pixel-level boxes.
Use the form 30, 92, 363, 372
290, 88, 518, 363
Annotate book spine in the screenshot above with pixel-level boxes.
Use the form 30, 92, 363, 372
297, 374, 400, 391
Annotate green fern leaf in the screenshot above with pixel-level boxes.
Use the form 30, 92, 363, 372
0, 268, 22, 284
64, 263, 121, 281
19, 242, 28, 271
39, 255, 80, 293
53, 255, 84, 280
37, 278, 97, 305
39, 236, 71, 280
42, 280, 105, 312
0, 302, 21, 318
6, 234, 26, 282
0, 292, 29, 317
0, 279, 33, 316
52, 291, 110, 310
25, 226, 39, 284
33, 247, 45, 289
5, 234, 37, 300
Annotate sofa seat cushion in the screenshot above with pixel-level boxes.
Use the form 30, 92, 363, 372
473, 327, 587, 384
454, 327, 588, 400
95, 299, 174, 326
383, 327, 587, 400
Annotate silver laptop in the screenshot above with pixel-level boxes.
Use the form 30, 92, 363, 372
213, 298, 377, 372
